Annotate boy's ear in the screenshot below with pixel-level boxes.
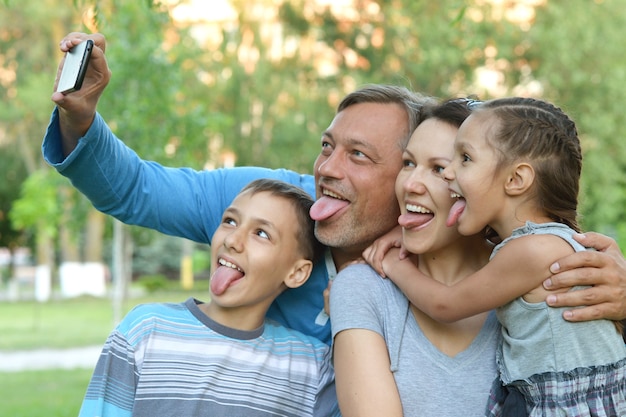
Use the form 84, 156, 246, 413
284, 259, 313, 289
505, 162, 534, 196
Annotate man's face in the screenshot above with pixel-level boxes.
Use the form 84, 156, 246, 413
310, 102, 408, 268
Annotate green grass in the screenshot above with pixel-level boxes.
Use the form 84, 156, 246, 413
0, 368, 93, 417
0, 296, 120, 350
0, 281, 210, 350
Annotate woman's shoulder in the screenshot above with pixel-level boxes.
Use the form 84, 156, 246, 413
336, 262, 380, 279
334, 263, 395, 293
332, 263, 409, 314
330, 263, 411, 350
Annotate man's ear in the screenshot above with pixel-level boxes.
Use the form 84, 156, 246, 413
505, 162, 534, 196
284, 259, 313, 289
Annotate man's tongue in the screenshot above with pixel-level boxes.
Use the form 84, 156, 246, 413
310, 196, 349, 221
398, 213, 433, 229
446, 199, 466, 227
210, 266, 244, 295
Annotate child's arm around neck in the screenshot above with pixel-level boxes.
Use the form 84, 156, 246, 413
384, 233, 576, 323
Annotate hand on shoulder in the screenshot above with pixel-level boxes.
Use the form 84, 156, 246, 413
545, 232, 626, 322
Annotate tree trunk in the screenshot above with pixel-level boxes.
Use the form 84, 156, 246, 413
112, 220, 133, 325
85, 209, 105, 262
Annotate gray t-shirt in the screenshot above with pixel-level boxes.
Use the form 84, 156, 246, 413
330, 263, 500, 417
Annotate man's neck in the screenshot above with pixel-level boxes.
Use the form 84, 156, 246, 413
330, 247, 362, 272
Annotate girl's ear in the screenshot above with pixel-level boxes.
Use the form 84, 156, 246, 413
505, 162, 535, 196
284, 259, 313, 289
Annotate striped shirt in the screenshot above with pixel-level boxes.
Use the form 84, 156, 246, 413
79, 298, 340, 417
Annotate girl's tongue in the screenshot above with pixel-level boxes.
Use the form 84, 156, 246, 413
446, 199, 466, 227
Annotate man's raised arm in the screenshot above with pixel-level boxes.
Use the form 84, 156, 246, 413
51, 32, 111, 157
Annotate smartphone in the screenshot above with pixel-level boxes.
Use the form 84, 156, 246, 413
56, 39, 94, 94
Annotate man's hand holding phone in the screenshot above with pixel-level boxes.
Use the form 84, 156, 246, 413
51, 33, 111, 155
56, 39, 93, 94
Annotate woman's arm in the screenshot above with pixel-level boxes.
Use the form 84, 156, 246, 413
333, 329, 403, 417
329, 264, 405, 416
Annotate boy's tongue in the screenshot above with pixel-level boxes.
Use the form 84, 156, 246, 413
210, 266, 244, 295
446, 199, 466, 227
310, 196, 349, 221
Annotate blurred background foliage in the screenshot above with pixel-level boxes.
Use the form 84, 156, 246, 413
1, 0, 625, 284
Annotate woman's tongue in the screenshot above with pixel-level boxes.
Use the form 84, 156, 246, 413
446, 199, 466, 227
210, 265, 244, 295
309, 196, 349, 221
398, 212, 434, 229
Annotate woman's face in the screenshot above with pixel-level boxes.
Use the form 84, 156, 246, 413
395, 118, 463, 254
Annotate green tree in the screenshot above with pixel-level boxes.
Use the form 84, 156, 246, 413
4, 0, 625, 282
526, 0, 626, 245
0, 1, 84, 270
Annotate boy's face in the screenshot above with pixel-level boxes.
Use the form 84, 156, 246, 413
209, 190, 307, 310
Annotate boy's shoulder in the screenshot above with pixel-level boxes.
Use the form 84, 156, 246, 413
117, 300, 191, 332
126, 300, 187, 317
264, 319, 330, 351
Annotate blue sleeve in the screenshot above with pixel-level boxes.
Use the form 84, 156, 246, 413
270, 257, 331, 345
42, 109, 331, 344
42, 108, 315, 244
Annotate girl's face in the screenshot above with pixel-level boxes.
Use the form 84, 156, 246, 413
444, 111, 506, 236
395, 118, 463, 254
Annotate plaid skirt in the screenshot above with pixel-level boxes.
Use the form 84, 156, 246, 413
486, 357, 626, 417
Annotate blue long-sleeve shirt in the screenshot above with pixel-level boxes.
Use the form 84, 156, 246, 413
42, 109, 332, 345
